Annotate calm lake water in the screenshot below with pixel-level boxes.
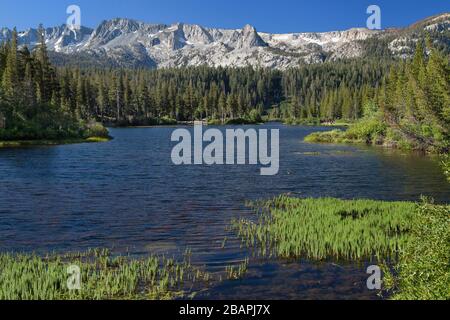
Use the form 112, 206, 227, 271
0, 123, 449, 299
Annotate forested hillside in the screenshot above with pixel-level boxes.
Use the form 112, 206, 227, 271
1, 25, 448, 152
2, 26, 391, 128
19, 59, 390, 126
306, 39, 450, 153
0, 27, 108, 141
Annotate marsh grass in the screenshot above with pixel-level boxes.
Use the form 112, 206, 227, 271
85, 136, 111, 143
304, 130, 366, 145
0, 248, 209, 300
232, 196, 416, 261
225, 258, 249, 280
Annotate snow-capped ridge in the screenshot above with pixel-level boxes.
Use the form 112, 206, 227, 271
0, 13, 448, 69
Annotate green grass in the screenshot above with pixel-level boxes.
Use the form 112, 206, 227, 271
231, 196, 450, 299
305, 117, 449, 154
85, 136, 111, 143
225, 258, 249, 280
232, 196, 415, 261
0, 137, 111, 148
304, 118, 387, 146
0, 248, 207, 300
322, 120, 354, 127
304, 129, 355, 144
281, 118, 353, 127
383, 200, 450, 300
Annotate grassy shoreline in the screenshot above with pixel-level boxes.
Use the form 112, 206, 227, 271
0, 136, 111, 148
0, 197, 447, 300
0, 247, 251, 300
0, 248, 206, 300
304, 129, 366, 145
231, 196, 449, 300
304, 117, 449, 155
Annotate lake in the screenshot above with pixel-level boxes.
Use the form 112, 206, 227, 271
0, 123, 448, 299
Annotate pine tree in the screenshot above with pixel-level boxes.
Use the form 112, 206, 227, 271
412, 41, 425, 79
23, 62, 36, 111
218, 92, 226, 124
426, 47, 450, 125
1, 28, 18, 105
35, 25, 55, 104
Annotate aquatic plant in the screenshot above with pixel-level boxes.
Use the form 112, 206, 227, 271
232, 196, 416, 261
0, 249, 206, 300
221, 237, 228, 249
225, 258, 249, 280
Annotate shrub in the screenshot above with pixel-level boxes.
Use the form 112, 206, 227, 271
304, 130, 345, 143
383, 199, 450, 300
345, 118, 387, 143
82, 122, 110, 139
248, 109, 263, 123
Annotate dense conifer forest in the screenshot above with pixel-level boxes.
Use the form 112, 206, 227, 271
306, 39, 449, 153
0, 27, 448, 153
0, 27, 108, 141
51, 59, 389, 126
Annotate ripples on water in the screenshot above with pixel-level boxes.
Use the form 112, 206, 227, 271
0, 124, 448, 299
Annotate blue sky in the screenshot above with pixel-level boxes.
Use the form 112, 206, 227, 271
1, 0, 449, 32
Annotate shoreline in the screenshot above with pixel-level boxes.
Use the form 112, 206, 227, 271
0, 136, 111, 149
303, 129, 447, 155
107, 120, 265, 128
106, 120, 351, 128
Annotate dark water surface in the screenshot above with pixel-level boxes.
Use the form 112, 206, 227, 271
0, 124, 448, 299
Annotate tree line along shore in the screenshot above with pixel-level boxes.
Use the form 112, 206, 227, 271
1, 27, 447, 154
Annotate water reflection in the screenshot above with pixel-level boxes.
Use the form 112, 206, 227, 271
0, 124, 448, 299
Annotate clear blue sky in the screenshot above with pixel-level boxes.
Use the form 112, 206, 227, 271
1, 0, 449, 32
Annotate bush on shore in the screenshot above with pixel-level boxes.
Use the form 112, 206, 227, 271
383, 199, 450, 300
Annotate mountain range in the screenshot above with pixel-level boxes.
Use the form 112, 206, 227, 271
0, 13, 449, 69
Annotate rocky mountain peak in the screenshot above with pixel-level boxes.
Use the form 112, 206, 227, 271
182, 24, 214, 45
87, 18, 143, 47
1, 13, 448, 69
237, 24, 267, 49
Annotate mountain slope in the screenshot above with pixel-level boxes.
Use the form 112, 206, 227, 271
1, 13, 448, 69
